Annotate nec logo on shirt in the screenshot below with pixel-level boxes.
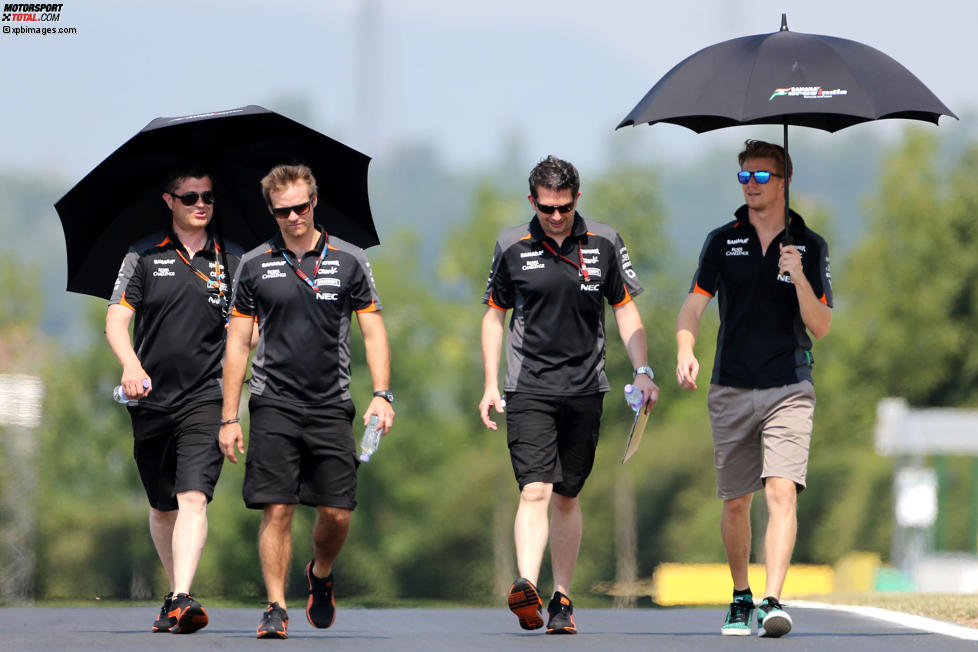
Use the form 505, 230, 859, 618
580, 283, 600, 292
316, 292, 340, 301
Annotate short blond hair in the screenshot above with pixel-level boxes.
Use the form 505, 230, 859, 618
260, 164, 318, 205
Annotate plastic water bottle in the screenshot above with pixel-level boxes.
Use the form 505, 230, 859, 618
624, 384, 644, 411
359, 414, 382, 462
113, 379, 150, 404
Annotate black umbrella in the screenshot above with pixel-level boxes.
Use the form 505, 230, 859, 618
617, 14, 956, 239
55, 105, 377, 299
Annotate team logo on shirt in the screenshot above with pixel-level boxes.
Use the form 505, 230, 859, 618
316, 292, 340, 301
153, 266, 175, 277
261, 269, 288, 280
726, 246, 749, 256
583, 267, 602, 278
316, 277, 341, 287
580, 283, 601, 292
522, 259, 546, 271
619, 246, 637, 279
520, 250, 544, 258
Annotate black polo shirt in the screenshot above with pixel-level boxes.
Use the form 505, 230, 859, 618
230, 225, 381, 406
110, 230, 242, 410
482, 213, 644, 396
690, 205, 832, 389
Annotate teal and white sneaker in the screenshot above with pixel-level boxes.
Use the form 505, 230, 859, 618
720, 596, 754, 636
757, 596, 792, 638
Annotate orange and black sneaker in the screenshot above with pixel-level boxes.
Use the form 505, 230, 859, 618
508, 577, 544, 630
168, 592, 209, 634
546, 591, 577, 635
257, 601, 289, 639
152, 592, 175, 633
305, 561, 336, 628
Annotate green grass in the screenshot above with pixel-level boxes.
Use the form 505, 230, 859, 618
801, 592, 978, 629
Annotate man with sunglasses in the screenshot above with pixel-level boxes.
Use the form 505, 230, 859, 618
219, 163, 394, 639
479, 155, 658, 635
676, 140, 832, 638
106, 168, 243, 634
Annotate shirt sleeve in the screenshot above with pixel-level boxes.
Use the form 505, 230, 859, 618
481, 242, 513, 310
604, 231, 644, 306
230, 259, 256, 318
689, 230, 722, 297
804, 237, 833, 308
110, 248, 142, 311
350, 252, 382, 313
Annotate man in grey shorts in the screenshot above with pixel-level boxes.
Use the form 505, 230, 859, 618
675, 140, 832, 638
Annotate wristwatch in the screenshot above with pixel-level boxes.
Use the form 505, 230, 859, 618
633, 366, 654, 380
373, 389, 394, 404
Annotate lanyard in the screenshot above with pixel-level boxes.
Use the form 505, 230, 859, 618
281, 233, 329, 291
541, 240, 590, 281
175, 238, 228, 313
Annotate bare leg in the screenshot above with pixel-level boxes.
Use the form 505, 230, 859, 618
721, 494, 753, 591
762, 477, 797, 599
549, 493, 581, 596
171, 490, 208, 595
148, 508, 178, 592
310, 506, 352, 578
514, 482, 552, 584
259, 504, 297, 608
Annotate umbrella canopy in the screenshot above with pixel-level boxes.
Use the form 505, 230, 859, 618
56, 105, 377, 299
617, 15, 956, 236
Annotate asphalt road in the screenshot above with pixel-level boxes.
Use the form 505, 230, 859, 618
0, 605, 975, 651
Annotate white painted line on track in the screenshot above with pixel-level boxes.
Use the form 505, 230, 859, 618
792, 600, 978, 641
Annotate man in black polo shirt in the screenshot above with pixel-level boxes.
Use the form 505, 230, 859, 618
479, 155, 659, 635
676, 140, 832, 638
106, 167, 242, 634
219, 163, 394, 640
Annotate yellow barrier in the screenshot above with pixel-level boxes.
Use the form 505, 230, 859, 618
652, 563, 834, 605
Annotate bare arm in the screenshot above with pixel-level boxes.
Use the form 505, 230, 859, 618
612, 300, 659, 408
356, 310, 395, 434
219, 315, 253, 463
478, 306, 506, 430
778, 244, 831, 339
676, 292, 711, 390
105, 304, 151, 399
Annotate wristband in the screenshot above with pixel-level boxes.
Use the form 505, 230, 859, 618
220, 418, 240, 426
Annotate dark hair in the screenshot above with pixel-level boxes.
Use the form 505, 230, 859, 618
260, 164, 318, 205
738, 140, 792, 179
528, 155, 580, 199
163, 167, 212, 194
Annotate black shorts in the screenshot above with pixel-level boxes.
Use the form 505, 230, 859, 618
129, 399, 224, 511
243, 396, 358, 510
504, 392, 604, 498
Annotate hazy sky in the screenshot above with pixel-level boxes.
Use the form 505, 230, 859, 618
0, 0, 972, 183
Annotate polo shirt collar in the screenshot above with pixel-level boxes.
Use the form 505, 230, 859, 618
734, 204, 806, 238
528, 212, 588, 243
268, 223, 329, 255
167, 227, 218, 257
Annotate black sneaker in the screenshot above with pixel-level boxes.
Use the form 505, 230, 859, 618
721, 596, 754, 636
168, 592, 208, 634
152, 592, 174, 633
507, 577, 543, 630
757, 596, 793, 638
545, 591, 577, 635
305, 561, 336, 628
257, 602, 289, 639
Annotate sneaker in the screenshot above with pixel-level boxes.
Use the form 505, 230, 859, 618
757, 596, 792, 638
168, 592, 208, 634
507, 577, 543, 630
152, 592, 174, 633
545, 591, 577, 635
305, 561, 336, 628
720, 596, 754, 636
257, 602, 289, 639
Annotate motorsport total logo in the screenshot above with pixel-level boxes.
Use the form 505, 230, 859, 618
769, 86, 848, 101
2, 3, 63, 21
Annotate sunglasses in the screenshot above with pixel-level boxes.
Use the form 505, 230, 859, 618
269, 201, 313, 219
169, 190, 215, 206
737, 170, 783, 185
535, 200, 576, 215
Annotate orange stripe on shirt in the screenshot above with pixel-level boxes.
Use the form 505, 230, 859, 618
119, 292, 135, 312
819, 293, 829, 305
611, 285, 633, 307
355, 301, 378, 314
231, 306, 254, 318
487, 294, 507, 311
692, 282, 714, 298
